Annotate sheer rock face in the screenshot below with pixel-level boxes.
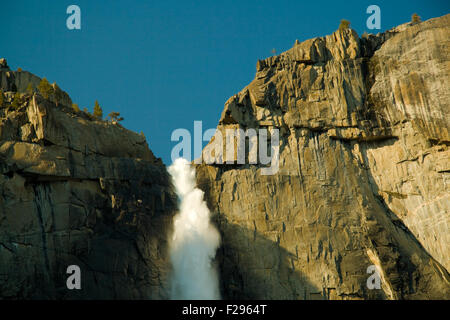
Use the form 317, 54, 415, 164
196, 15, 450, 299
0, 88, 176, 298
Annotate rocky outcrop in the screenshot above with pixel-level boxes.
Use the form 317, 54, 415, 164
1, 14, 449, 301
0, 69, 177, 299
0, 59, 72, 108
196, 15, 450, 299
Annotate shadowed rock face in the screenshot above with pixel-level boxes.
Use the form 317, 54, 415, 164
196, 14, 450, 299
1, 14, 449, 301
0, 65, 177, 299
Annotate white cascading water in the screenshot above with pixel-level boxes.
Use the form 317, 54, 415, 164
167, 158, 221, 299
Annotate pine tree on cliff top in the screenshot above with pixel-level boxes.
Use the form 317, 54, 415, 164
26, 83, 34, 94
411, 13, 421, 24
339, 19, 351, 30
93, 100, 103, 119
37, 78, 53, 99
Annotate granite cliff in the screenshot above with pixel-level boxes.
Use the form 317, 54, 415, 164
196, 14, 450, 299
0, 58, 177, 299
0, 14, 449, 300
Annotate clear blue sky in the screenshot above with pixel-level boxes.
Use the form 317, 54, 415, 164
1, 0, 448, 164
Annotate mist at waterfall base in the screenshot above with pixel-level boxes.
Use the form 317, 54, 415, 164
167, 158, 221, 300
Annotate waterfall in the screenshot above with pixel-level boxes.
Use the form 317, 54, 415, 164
167, 158, 221, 299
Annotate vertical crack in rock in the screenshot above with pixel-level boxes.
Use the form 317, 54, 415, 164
0, 66, 178, 298
32, 184, 52, 284
196, 14, 450, 299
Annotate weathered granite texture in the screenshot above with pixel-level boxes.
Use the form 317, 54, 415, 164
196, 15, 450, 299
0, 65, 177, 299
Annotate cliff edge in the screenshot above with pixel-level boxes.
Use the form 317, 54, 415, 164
196, 14, 450, 299
0, 60, 177, 299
